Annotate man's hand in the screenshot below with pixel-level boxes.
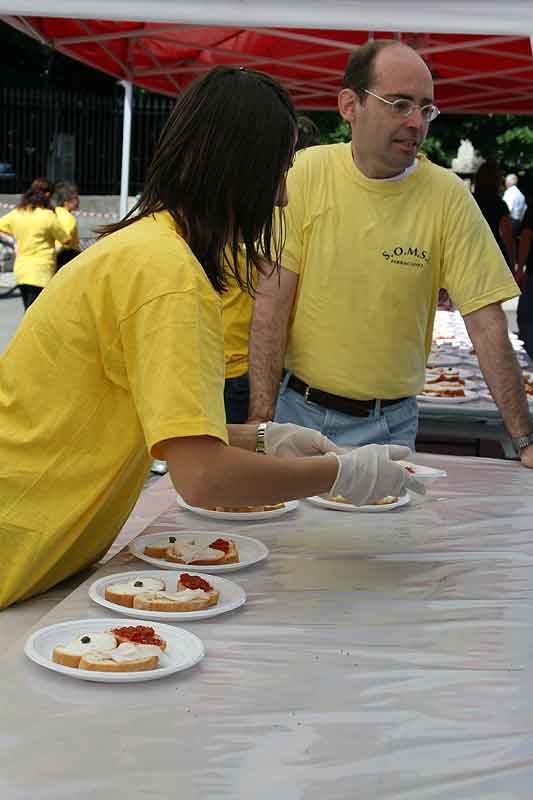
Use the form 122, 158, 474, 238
520, 443, 533, 468
464, 303, 532, 467
264, 422, 342, 457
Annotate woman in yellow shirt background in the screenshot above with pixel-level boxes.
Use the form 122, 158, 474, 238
53, 181, 81, 268
0, 177, 70, 309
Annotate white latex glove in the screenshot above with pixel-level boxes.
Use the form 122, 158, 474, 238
329, 444, 425, 506
264, 422, 343, 457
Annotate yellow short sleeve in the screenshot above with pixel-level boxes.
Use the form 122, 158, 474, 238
441, 180, 519, 315
119, 290, 228, 458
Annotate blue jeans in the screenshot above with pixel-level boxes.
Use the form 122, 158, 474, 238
274, 372, 419, 449
224, 373, 250, 424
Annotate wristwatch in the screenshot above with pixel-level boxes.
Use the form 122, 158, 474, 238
511, 432, 533, 453
255, 422, 268, 454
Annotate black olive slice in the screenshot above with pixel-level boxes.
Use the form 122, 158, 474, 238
169, 536, 176, 543
133, 581, 143, 587
80, 635, 91, 644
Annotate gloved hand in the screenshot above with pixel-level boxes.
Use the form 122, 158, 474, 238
264, 422, 342, 457
329, 444, 425, 506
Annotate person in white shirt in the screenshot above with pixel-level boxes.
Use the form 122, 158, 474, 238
503, 174, 527, 236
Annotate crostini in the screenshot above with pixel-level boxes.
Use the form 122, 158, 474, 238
165, 537, 239, 565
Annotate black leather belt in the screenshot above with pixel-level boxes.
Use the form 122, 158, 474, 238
287, 374, 408, 418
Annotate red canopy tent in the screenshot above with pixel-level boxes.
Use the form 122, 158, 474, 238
2, 16, 533, 114
1, 4, 532, 212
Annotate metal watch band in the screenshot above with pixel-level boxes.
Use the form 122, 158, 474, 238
256, 422, 268, 454
511, 432, 533, 453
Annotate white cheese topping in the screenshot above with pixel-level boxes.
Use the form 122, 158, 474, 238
168, 540, 225, 563
59, 632, 117, 655
106, 577, 166, 595
83, 643, 162, 663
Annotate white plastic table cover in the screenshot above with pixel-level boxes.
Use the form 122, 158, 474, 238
2, 453, 533, 800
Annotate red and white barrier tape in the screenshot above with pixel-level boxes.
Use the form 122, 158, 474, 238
0, 202, 119, 219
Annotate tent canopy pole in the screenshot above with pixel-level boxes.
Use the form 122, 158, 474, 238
119, 79, 132, 220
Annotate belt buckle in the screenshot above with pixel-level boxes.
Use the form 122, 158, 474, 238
304, 385, 311, 403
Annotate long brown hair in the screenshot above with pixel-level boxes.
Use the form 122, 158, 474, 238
19, 177, 54, 210
100, 66, 297, 293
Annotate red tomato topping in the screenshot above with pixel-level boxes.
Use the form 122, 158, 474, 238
112, 625, 164, 647
180, 573, 212, 592
209, 538, 230, 553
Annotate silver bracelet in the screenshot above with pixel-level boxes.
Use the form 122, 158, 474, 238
256, 422, 268, 454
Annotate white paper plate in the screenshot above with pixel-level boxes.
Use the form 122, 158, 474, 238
423, 379, 478, 390
455, 354, 480, 366
176, 495, 298, 520
398, 461, 447, 479
478, 392, 496, 403
417, 389, 479, 404
306, 493, 411, 513
24, 618, 205, 683
89, 570, 246, 621
426, 354, 465, 367
129, 530, 269, 574
425, 368, 479, 380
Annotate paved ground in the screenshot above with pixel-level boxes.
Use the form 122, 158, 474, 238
0, 294, 23, 353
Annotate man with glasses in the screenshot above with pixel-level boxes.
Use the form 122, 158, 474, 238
248, 40, 533, 466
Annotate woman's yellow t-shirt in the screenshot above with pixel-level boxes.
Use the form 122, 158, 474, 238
0, 211, 227, 608
54, 205, 80, 251
0, 207, 70, 287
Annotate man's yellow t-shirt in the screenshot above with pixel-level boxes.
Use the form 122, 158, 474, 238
55, 205, 80, 251
0, 211, 227, 608
281, 143, 519, 400
0, 207, 70, 287
222, 248, 254, 379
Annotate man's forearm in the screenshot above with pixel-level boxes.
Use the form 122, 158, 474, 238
247, 320, 287, 422
464, 303, 530, 437
247, 266, 297, 422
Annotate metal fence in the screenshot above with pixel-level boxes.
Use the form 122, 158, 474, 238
0, 87, 175, 195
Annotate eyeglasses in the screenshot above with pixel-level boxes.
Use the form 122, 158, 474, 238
363, 89, 440, 123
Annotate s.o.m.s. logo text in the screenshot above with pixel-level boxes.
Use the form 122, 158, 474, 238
382, 246, 431, 269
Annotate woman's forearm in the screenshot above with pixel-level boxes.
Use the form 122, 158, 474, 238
163, 435, 338, 508
227, 424, 258, 451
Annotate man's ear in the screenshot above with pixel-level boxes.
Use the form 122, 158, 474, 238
338, 88, 359, 123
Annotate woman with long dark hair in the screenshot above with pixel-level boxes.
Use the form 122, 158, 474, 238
0, 176, 70, 309
0, 67, 420, 609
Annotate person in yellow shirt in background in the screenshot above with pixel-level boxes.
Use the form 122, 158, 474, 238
0, 177, 70, 309
247, 39, 533, 466
222, 116, 321, 424
0, 66, 423, 609
222, 246, 255, 423
53, 181, 81, 268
